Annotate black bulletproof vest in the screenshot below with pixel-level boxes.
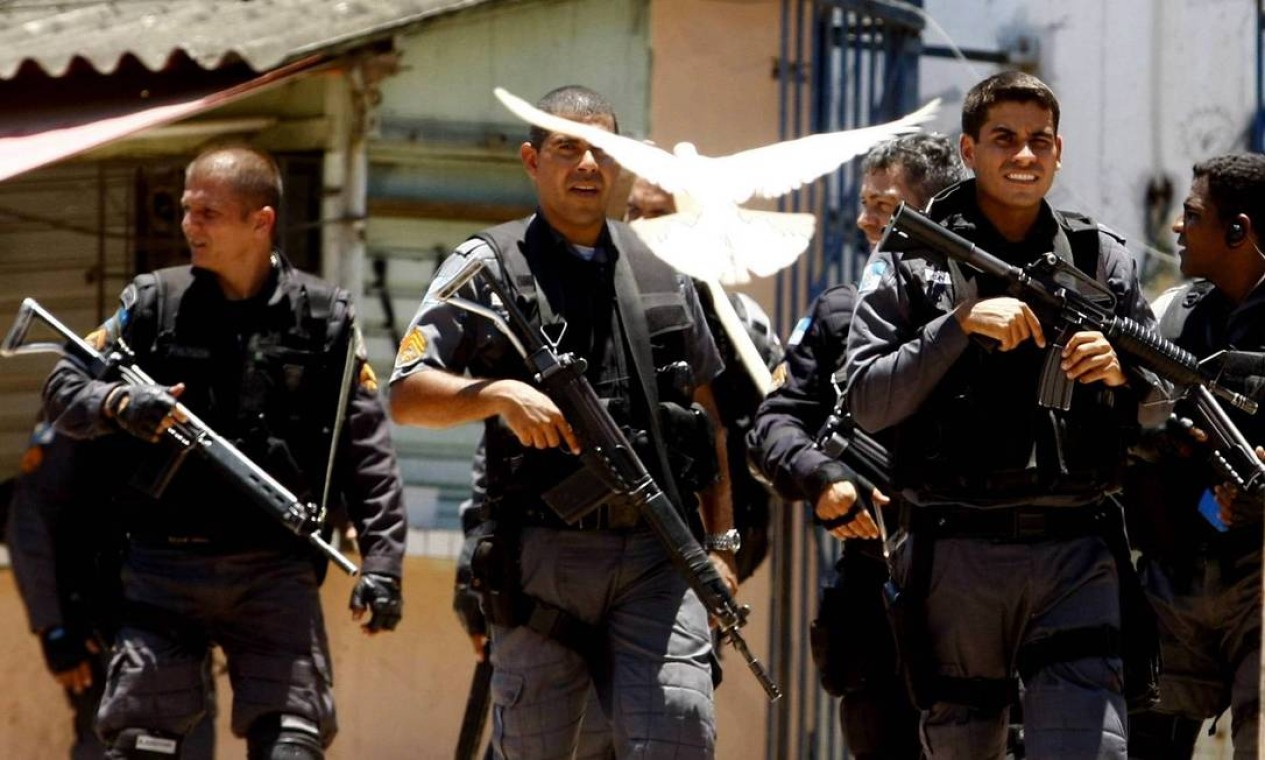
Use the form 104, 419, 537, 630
893, 209, 1137, 507
471, 216, 695, 513
119, 262, 349, 544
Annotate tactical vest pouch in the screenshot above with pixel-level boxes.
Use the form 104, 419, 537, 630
658, 401, 719, 493
469, 532, 519, 628
811, 545, 898, 698
541, 466, 616, 525
127, 443, 194, 500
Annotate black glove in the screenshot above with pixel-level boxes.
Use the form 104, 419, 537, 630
107, 384, 177, 441
40, 626, 93, 675
349, 573, 402, 632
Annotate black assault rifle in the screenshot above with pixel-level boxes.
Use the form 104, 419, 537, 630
817, 406, 893, 499
814, 395, 900, 549
0, 298, 360, 575
436, 257, 782, 701
887, 203, 1265, 511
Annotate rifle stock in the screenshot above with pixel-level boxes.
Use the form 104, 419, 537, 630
440, 259, 782, 701
1, 298, 359, 576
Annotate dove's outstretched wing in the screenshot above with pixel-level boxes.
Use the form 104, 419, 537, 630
494, 87, 692, 195
712, 98, 942, 202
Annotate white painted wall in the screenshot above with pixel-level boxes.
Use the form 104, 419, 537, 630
919, 0, 1257, 286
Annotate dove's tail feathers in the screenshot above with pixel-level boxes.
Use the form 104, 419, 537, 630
629, 209, 814, 285
728, 209, 816, 282
628, 213, 719, 283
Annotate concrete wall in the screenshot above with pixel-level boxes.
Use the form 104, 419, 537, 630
919, 0, 1258, 290
646, 0, 786, 313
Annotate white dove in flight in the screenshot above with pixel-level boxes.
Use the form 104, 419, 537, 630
494, 86, 940, 284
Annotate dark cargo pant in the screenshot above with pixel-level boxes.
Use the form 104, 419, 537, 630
1133, 548, 1261, 760
812, 540, 921, 760
96, 547, 336, 748
891, 534, 1127, 759
488, 526, 715, 760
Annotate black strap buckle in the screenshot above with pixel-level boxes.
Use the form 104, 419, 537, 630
1014, 510, 1049, 540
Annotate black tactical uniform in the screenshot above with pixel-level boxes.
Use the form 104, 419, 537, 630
42, 256, 407, 756
1126, 279, 1265, 758
749, 283, 919, 759
392, 213, 723, 759
845, 179, 1164, 758
6, 419, 218, 760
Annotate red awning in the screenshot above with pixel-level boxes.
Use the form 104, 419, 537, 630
0, 56, 327, 183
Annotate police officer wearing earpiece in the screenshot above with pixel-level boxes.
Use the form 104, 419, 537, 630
42, 146, 408, 760
1125, 154, 1265, 760
845, 72, 1168, 758
390, 85, 733, 759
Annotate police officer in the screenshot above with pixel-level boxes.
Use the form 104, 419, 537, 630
1125, 153, 1265, 759
749, 133, 964, 760
390, 86, 733, 759
845, 72, 1167, 758
41, 146, 408, 760
6, 418, 216, 760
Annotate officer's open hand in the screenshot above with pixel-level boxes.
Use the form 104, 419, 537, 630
1061, 331, 1127, 386
815, 481, 880, 540
492, 379, 580, 454
349, 572, 403, 634
955, 297, 1046, 351
105, 382, 187, 442
40, 626, 100, 696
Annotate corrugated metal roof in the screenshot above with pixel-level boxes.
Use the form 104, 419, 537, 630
0, 0, 493, 79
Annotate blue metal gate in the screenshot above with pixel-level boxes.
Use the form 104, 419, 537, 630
773, 0, 924, 331
766, 3, 924, 759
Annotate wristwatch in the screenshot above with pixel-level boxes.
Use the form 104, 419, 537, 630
704, 528, 742, 553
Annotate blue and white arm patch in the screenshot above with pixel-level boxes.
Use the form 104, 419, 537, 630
857, 259, 889, 294
787, 315, 812, 347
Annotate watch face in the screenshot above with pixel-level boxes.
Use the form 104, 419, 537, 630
708, 528, 741, 552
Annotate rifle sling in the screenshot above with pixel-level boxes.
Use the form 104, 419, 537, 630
608, 231, 690, 520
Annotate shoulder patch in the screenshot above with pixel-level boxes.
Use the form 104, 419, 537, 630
358, 362, 379, 393
85, 328, 109, 351
787, 315, 812, 347
119, 282, 140, 311
857, 259, 889, 294
395, 325, 427, 369
19, 443, 43, 474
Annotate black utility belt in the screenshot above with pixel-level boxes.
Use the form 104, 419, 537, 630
515, 498, 644, 532
904, 503, 1109, 543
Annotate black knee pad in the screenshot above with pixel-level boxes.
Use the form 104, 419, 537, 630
246, 714, 324, 760
1127, 711, 1201, 759
106, 728, 182, 759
